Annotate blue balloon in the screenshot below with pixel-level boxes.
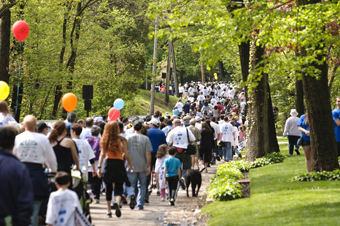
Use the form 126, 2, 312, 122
114, 98, 124, 110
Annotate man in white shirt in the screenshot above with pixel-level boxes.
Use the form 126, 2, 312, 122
71, 124, 96, 180
240, 99, 246, 114
178, 85, 184, 98
197, 92, 205, 102
166, 119, 195, 178
219, 117, 235, 162
13, 115, 57, 226
80, 117, 93, 140
176, 100, 184, 117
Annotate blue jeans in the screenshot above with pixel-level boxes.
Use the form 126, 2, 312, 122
233, 146, 240, 155
222, 142, 232, 161
127, 171, 147, 209
30, 200, 42, 226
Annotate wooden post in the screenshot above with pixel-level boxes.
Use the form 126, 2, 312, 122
150, 16, 159, 115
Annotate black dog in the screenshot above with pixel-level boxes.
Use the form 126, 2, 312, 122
185, 169, 202, 197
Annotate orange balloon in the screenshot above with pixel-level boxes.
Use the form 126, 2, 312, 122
62, 93, 77, 112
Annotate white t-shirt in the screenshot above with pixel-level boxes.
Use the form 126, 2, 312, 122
240, 102, 246, 112
219, 122, 234, 142
232, 126, 239, 146
72, 138, 95, 178
80, 127, 92, 140
176, 102, 184, 112
197, 95, 205, 102
228, 89, 235, 98
13, 131, 57, 172
210, 122, 220, 140
188, 97, 195, 103
188, 87, 194, 96
0, 113, 17, 127
203, 88, 209, 96
179, 86, 184, 93
166, 126, 196, 149
211, 98, 217, 106
46, 189, 82, 226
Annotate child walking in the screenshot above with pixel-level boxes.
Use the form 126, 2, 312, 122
164, 147, 182, 206
46, 172, 82, 226
155, 144, 170, 201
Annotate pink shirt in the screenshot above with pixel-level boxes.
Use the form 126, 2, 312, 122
239, 131, 245, 140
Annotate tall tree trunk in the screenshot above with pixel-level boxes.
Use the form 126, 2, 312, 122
238, 41, 250, 116
150, 16, 159, 115
267, 83, 280, 153
328, 64, 339, 91
0, 7, 10, 84
301, 46, 339, 171
165, 41, 171, 104
297, 0, 339, 172
295, 77, 304, 116
170, 40, 179, 97
200, 52, 205, 83
246, 45, 269, 161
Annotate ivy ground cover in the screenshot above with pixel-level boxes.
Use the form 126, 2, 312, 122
202, 141, 340, 226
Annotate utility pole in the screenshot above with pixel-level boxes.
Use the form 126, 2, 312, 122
150, 16, 159, 115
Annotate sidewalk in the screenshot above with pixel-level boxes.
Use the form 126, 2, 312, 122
90, 161, 221, 226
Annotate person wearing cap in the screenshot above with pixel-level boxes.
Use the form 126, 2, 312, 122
183, 115, 191, 127
283, 109, 301, 155
94, 116, 104, 126
147, 118, 167, 200
166, 119, 196, 181
36, 122, 50, 136
188, 119, 201, 170
126, 120, 152, 210
195, 117, 202, 131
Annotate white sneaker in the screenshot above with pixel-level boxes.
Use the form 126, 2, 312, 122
95, 199, 99, 204
161, 197, 165, 201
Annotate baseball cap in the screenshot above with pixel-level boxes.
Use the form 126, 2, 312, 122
36, 122, 50, 133
173, 119, 181, 124
183, 116, 190, 121
195, 117, 201, 122
147, 118, 159, 126
166, 120, 173, 126
94, 117, 104, 124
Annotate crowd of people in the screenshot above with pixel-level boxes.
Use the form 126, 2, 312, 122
0, 81, 249, 225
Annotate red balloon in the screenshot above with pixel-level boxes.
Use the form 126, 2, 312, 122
12, 20, 30, 42
108, 107, 120, 121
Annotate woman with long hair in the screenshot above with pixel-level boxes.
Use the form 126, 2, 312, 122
0, 101, 17, 127
199, 122, 215, 173
49, 121, 79, 176
97, 121, 134, 218
297, 113, 311, 172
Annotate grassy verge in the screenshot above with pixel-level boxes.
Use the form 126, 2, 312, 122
202, 142, 340, 226
123, 89, 183, 116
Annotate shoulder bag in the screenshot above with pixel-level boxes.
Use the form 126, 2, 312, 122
185, 128, 196, 155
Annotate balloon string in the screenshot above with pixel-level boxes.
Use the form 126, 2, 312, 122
15, 42, 22, 117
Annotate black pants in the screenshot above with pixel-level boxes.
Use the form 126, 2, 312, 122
287, 135, 300, 155
88, 172, 102, 199
166, 176, 179, 200
105, 182, 123, 201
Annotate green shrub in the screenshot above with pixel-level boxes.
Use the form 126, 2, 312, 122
290, 169, 340, 182
207, 152, 286, 201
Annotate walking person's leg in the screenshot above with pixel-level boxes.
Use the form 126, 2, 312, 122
226, 142, 232, 161
113, 183, 123, 217
127, 172, 137, 210
105, 182, 113, 217
287, 135, 294, 155
302, 141, 312, 172
137, 172, 147, 210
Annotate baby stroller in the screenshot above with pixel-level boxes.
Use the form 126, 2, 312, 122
71, 170, 93, 224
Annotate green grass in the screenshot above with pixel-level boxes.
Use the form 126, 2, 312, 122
202, 142, 340, 226
124, 89, 183, 116
277, 136, 288, 143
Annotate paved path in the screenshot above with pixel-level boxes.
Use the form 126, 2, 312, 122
90, 162, 220, 226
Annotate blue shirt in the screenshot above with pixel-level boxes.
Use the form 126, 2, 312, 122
147, 127, 167, 153
164, 157, 182, 177
162, 125, 173, 134
332, 108, 340, 142
297, 114, 310, 141
172, 109, 179, 116
183, 103, 191, 114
